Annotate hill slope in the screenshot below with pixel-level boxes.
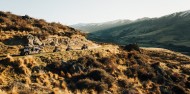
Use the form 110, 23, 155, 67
0, 11, 190, 94
87, 10, 190, 55
0, 45, 190, 94
0, 11, 98, 55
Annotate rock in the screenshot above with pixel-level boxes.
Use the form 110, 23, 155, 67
27, 34, 34, 46
26, 34, 42, 46
33, 36, 42, 45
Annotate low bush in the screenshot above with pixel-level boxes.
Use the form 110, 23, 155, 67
76, 79, 108, 93
86, 68, 114, 85
172, 85, 187, 94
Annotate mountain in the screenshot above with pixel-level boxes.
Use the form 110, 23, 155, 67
88, 10, 190, 55
71, 19, 132, 33
0, 11, 94, 54
1, 11, 190, 94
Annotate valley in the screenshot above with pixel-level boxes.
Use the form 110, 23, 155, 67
0, 11, 190, 94
73, 10, 190, 56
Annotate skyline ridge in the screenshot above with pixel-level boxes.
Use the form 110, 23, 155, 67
1, 0, 190, 25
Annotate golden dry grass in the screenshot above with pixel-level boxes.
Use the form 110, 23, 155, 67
0, 11, 190, 94
0, 45, 190, 93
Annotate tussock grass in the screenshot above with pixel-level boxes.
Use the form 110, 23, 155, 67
0, 89, 6, 94
0, 44, 190, 93
76, 78, 108, 93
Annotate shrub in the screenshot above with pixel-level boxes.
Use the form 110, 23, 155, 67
117, 79, 131, 88
137, 67, 155, 81
0, 17, 5, 23
123, 88, 140, 94
9, 83, 32, 94
0, 54, 16, 67
61, 81, 67, 89
0, 11, 7, 17
124, 67, 138, 78
77, 56, 103, 68
170, 73, 183, 82
181, 67, 190, 75
24, 56, 38, 68
8, 58, 32, 76
6, 54, 14, 62
23, 76, 31, 84
185, 81, 190, 89
76, 79, 108, 93
158, 86, 168, 94
172, 85, 187, 94
123, 44, 141, 53
0, 76, 5, 84
0, 89, 6, 94
45, 61, 62, 73
86, 68, 114, 85
100, 57, 118, 72
18, 62, 31, 76
52, 88, 62, 94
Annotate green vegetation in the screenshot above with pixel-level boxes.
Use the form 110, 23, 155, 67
71, 19, 132, 33
86, 10, 190, 55
0, 10, 190, 94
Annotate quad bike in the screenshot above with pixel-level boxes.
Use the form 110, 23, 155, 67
20, 46, 42, 56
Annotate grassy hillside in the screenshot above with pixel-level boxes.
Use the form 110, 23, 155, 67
88, 10, 190, 55
0, 11, 85, 37
0, 45, 190, 94
0, 11, 96, 55
0, 11, 190, 94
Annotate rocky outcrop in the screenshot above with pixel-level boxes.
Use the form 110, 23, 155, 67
27, 34, 42, 46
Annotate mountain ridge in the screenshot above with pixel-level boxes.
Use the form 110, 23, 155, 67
0, 10, 190, 94
71, 19, 132, 33
84, 10, 190, 55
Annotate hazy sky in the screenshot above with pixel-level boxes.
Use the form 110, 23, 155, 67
0, 0, 190, 25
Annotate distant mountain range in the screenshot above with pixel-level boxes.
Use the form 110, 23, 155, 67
71, 19, 132, 33
72, 10, 190, 55
1, 11, 190, 94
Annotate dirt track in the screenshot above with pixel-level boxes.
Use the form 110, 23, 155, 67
142, 47, 190, 59
0, 45, 120, 61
